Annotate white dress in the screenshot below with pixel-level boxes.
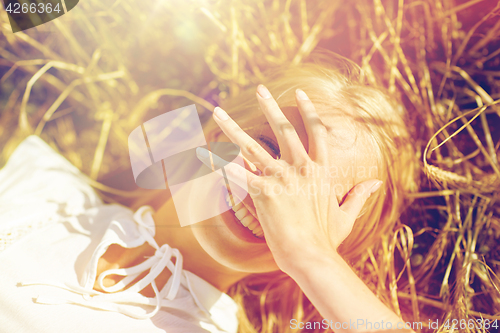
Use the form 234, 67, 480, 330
0, 136, 238, 333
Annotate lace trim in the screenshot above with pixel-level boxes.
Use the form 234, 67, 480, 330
0, 216, 59, 253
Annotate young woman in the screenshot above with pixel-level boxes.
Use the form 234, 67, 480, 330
0, 59, 417, 332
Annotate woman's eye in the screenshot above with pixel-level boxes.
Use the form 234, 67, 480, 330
258, 135, 281, 159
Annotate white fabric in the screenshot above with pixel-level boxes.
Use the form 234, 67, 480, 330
0, 136, 238, 333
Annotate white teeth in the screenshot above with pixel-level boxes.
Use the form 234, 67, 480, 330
251, 225, 264, 237
240, 215, 254, 227
246, 219, 259, 230
225, 192, 264, 239
232, 202, 243, 211
254, 229, 264, 237
235, 207, 248, 220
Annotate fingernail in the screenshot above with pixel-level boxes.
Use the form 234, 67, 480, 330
296, 89, 309, 100
214, 107, 229, 121
196, 147, 215, 171
196, 147, 210, 160
257, 84, 272, 99
369, 180, 383, 195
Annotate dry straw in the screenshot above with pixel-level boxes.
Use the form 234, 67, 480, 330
1, 0, 500, 332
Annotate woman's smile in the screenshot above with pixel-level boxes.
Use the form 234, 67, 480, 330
217, 189, 266, 244
226, 195, 265, 239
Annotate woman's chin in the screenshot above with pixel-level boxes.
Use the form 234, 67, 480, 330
192, 215, 279, 273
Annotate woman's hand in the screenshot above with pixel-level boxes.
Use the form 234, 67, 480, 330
206, 85, 382, 273
202, 85, 414, 332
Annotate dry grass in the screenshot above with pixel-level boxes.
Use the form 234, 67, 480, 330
1, 0, 500, 332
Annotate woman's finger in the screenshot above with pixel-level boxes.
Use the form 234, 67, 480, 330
256, 84, 308, 164
295, 89, 329, 164
339, 179, 383, 223
212, 107, 280, 175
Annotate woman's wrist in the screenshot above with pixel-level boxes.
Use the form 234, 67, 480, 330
278, 243, 343, 276
279, 246, 411, 332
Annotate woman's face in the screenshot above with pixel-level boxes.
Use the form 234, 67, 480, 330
188, 105, 380, 273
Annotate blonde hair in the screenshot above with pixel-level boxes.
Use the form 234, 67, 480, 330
198, 54, 419, 333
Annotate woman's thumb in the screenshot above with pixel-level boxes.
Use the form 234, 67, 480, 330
339, 179, 383, 221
